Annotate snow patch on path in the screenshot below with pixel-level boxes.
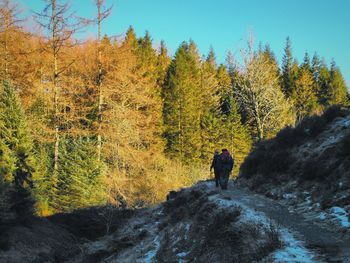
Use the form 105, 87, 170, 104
272, 229, 317, 262
330, 206, 350, 228
209, 194, 320, 262
142, 236, 160, 263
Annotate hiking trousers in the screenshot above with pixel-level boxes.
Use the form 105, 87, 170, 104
214, 169, 220, 187
219, 168, 230, 190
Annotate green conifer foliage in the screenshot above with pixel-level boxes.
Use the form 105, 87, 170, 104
0, 138, 16, 221
156, 41, 171, 87
215, 65, 252, 175
220, 98, 252, 176
328, 61, 349, 105
123, 26, 138, 49
199, 48, 220, 160
54, 139, 106, 212
163, 41, 202, 162
282, 37, 294, 97
292, 68, 319, 122
318, 60, 331, 106
301, 52, 311, 72
0, 81, 37, 218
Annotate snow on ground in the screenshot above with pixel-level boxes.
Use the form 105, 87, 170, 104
283, 193, 297, 199
142, 236, 161, 263
208, 194, 320, 262
340, 114, 350, 127
319, 212, 326, 221
329, 206, 350, 228
273, 229, 316, 263
176, 252, 188, 263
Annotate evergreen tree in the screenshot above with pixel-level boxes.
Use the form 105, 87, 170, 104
328, 60, 349, 105
311, 53, 321, 100
0, 138, 16, 222
206, 46, 216, 66
301, 52, 311, 72
215, 65, 252, 174
0, 81, 37, 218
261, 44, 281, 81
220, 98, 252, 176
54, 139, 106, 212
163, 41, 202, 162
282, 37, 297, 97
156, 40, 170, 87
135, 31, 164, 153
137, 31, 158, 79
123, 26, 138, 49
199, 47, 220, 160
292, 68, 319, 122
216, 64, 232, 114
311, 53, 321, 82
225, 51, 237, 78
262, 44, 278, 66
318, 60, 331, 106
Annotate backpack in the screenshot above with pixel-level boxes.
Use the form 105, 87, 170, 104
221, 153, 233, 165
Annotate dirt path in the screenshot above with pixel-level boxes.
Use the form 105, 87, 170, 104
219, 181, 350, 262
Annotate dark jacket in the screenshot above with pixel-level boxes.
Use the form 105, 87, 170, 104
210, 153, 221, 171
220, 151, 234, 171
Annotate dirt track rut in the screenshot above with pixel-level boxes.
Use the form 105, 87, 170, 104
219, 182, 350, 262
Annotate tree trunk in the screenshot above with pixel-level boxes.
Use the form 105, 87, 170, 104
52, 0, 59, 171
96, 1, 102, 162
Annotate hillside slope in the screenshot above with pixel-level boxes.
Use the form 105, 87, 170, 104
237, 106, 350, 235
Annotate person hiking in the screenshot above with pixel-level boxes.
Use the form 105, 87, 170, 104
210, 150, 221, 187
219, 148, 234, 190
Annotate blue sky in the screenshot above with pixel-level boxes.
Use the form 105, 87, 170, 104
19, 0, 350, 87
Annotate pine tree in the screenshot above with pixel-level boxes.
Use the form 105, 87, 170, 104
163, 41, 202, 162
123, 26, 138, 49
216, 64, 232, 113
292, 68, 319, 122
0, 138, 16, 222
134, 31, 164, 153
199, 47, 220, 160
282, 37, 296, 97
311, 53, 321, 82
55, 139, 106, 212
137, 31, 158, 79
156, 40, 170, 88
220, 98, 252, 176
328, 60, 349, 105
318, 60, 331, 107
0, 81, 36, 218
260, 44, 281, 83
301, 52, 311, 72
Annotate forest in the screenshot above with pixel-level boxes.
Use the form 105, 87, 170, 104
0, 0, 349, 219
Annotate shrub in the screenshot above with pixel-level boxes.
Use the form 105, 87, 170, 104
48, 206, 134, 240
301, 159, 327, 181
239, 143, 268, 178
264, 150, 294, 175
254, 223, 282, 261
323, 105, 348, 123
205, 207, 242, 246
275, 126, 306, 148
297, 115, 327, 137
240, 146, 293, 181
